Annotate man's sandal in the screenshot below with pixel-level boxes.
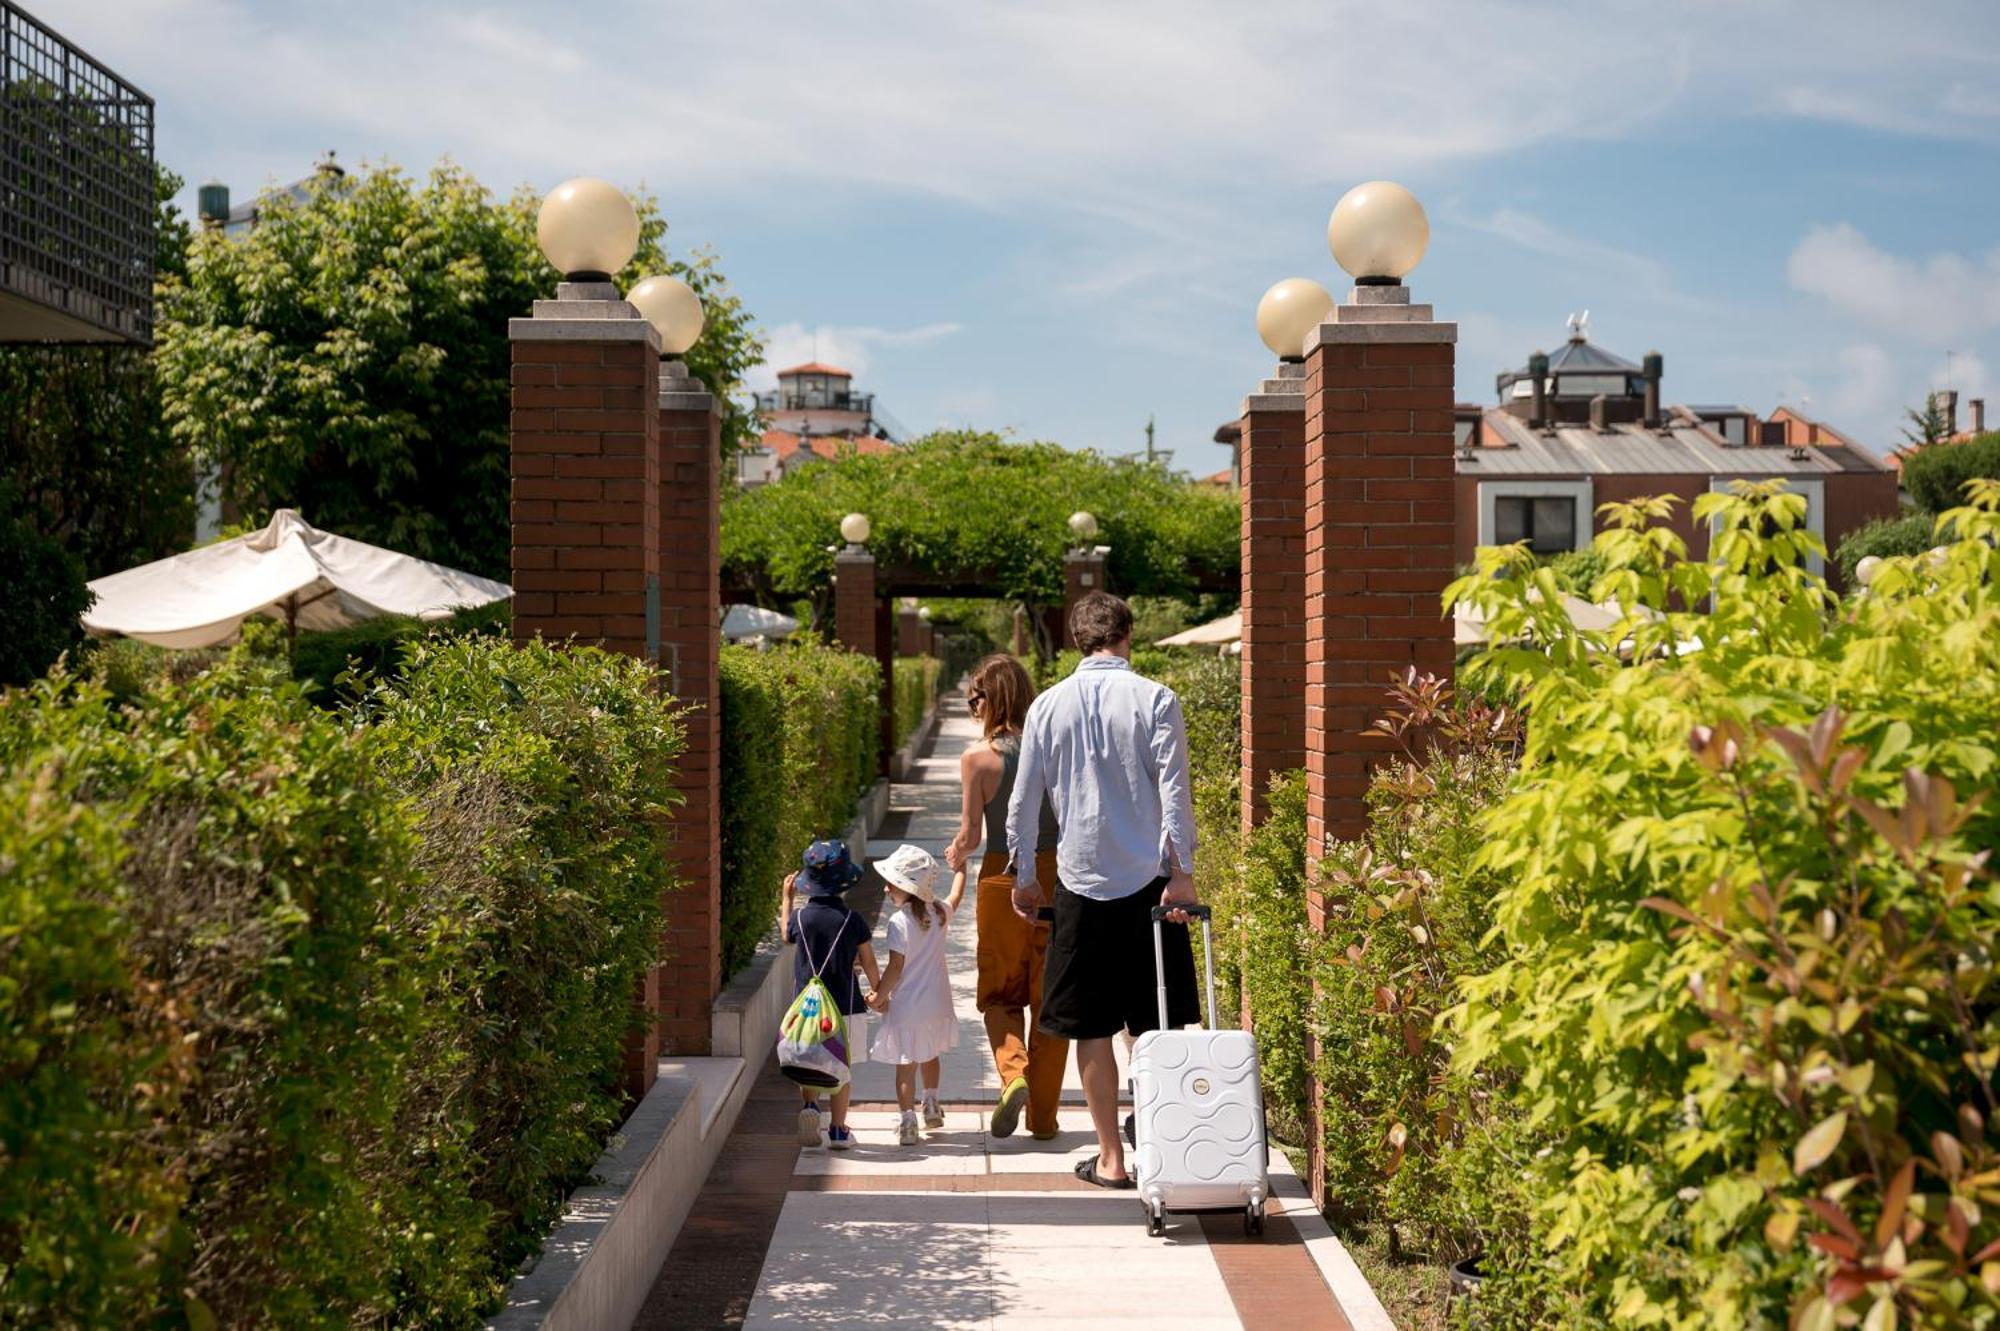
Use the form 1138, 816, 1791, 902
1074, 1157, 1135, 1190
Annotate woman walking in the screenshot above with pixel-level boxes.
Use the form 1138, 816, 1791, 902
944, 655, 1067, 1140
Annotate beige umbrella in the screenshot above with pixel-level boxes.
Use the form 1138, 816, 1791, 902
83, 509, 511, 649
1154, 609, 1243, 647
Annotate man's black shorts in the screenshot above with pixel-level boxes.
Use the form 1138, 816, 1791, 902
1038, 875, 1201, 1040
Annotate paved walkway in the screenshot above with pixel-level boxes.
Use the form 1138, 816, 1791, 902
637, 696, 1391, 1330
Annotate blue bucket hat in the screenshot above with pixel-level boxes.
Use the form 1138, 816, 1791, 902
796, 839, 862, 897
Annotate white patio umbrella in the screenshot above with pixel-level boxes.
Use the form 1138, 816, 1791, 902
1454, 593, 1666, 647
1154, 609, 1243, 648
82, 509, 511, 649
721, 603, 799, 641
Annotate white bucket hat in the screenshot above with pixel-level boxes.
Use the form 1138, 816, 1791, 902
872, 844, 942, 904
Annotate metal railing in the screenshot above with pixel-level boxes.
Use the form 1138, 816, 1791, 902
1, 0, 155, 342
753, 389, 876, 416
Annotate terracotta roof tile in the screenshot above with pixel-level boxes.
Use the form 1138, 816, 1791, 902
775, 362, 852, 379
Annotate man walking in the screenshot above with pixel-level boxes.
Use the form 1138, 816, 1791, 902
1007, 592, 1200, 1188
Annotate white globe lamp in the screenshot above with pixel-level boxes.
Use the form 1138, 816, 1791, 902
536, 177, 640, 281
918, 606, 932, 622
840, 512, 871, 546
1068, 511, 1099, 543
1256, 278, 1335, 362
626, 275, 706, 356
1327, 181, 1430, 285
1854, 555, 1882, 587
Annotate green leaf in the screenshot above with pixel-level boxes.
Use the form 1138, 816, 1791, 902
1794, 1111, 1848, 1175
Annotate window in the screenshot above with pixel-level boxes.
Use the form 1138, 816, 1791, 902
1494, 496, 1577, 554
1478, 480, 1593, 554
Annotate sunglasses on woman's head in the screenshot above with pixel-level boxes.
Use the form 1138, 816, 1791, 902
968, 690, 986, 710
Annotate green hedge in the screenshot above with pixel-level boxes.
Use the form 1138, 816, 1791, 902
1832, 510, 1932, 584
290, 598, 510, 698
1902, 431, 2000, 515
892, 654, 941, 748
0, 636, 683, 1327
717, 639, 880, 977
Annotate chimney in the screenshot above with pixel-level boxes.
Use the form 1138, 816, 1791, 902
1528, 350, 1549, 429
1942, 389, 1959, 437
197, 180, 230, 232
1589, 394, 1609, 432
1973, 398, 1987, 435
1642, 350, 1662, 428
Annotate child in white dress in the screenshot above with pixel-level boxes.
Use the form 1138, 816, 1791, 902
866, 844, 964, 1144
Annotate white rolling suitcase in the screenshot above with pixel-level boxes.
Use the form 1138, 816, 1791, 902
1130, 903, 1269, 1237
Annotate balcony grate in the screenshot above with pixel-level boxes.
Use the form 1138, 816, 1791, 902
1, 0, 155, 342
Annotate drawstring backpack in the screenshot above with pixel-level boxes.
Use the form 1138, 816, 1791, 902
776, 910, 854, 1090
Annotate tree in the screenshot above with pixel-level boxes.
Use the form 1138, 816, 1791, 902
720, 430, 1240, 653
155, 162, 762, 582
0, 481, 93, 686
0, 166, 197, 580
1901, 391, 1951, 449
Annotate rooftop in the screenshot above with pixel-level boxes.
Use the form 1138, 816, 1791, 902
776, 361, 852, 379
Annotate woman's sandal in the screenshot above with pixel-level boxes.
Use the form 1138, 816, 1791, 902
1074, 1157, 1136, 1190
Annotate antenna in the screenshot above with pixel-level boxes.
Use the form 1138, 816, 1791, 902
1145, 414, 1156, 463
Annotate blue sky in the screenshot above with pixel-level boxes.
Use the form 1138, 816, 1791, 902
49, 0, 2000, 477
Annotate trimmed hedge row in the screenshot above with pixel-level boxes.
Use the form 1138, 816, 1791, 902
0, 636, 682, 1328
892, 654, 941, 748
717, 639, 880, 977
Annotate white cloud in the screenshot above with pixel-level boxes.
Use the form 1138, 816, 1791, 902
1787, 224, 2000, 340
1457, 208, 1693, 309
1828, 344, 1898, 419
747, 321, 963, 391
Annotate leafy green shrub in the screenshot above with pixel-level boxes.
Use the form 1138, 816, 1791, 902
1902, 432, 2000, 516
0, 481, 92, 687
0, 634, 687, 1328
365, 635, 684, 1291
893, 655, 942, 747
290, 598, 510, 699
0, 654, 446, 1328
1832, 511, 1931, 585
1540, 546, 1609, 596
1445, 480, 2000, 1327
1314, 673, 1520, 1258
716, 639, 880, 977
1233, 771, 1313, 1144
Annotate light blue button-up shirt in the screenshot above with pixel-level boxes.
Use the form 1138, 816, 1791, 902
1007, 654, 1197, 902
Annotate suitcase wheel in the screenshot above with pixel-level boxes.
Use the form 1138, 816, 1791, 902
1123, 1113, 1135, 1148
1244, 1203, 1264, 1237
1146, 1202, 1166, 1237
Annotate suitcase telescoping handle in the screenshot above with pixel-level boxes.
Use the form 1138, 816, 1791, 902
1148, 902, 1216, 1033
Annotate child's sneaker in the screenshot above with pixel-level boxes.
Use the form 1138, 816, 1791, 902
898, 1110, 921, 1145
922, 1093, 945, 1130
827, 1125, 854, 1151
797, 1103, 823, 1148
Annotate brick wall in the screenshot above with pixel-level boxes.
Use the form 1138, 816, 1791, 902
1301, 299, 1457, 1206
1239, 369, 1306, 834
510, 313, 665, 1097
510, 339, 661, 657
656, 377, 722, 1055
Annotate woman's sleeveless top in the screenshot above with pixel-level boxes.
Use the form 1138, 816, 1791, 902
984, 735, 1059, 856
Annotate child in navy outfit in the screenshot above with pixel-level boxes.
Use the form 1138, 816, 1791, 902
781, 840, 880, 1149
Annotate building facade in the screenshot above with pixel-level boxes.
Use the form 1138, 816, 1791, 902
1452, 328, 1899, 584
0, 1, 155, 344
739, 361, 900, 486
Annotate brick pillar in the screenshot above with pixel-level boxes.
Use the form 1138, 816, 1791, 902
508, 280, 664, 1098
656, 359, 721, 1056
1061, 547, 1108, 648
897, 605, 926, 657
1301, 282, 1457, 1204
833, 548, 889, 779
1239, 361, 1307, 836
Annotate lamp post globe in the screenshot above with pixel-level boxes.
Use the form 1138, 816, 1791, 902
1256, 277, 1334, 361
626, 274, 706, 356
537, 177, 641, 281
918, 606, 932, 622
1068, 511, 1099, 543
1855, 555, 1882, 587
840, 513, 871, 546
1326, 181, 1430, 285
